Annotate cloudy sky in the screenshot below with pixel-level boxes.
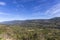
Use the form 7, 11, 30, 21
0, 0, 60, 21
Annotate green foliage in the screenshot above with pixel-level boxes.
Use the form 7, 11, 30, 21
0, 38, 2, 40
0, 25, 60, 40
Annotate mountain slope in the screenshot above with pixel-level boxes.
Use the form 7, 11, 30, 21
0, 17, 60, 29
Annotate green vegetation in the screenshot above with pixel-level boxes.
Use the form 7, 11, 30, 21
0, 38, 2, 40
0, 17, 60, 40
0, 24, 60, 40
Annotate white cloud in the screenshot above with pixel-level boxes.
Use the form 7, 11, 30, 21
0, 12, 10, 15
45, 3, 60, 17
0, 2, 6, 6
31, 3, 60, 18
32, 5, 41, 12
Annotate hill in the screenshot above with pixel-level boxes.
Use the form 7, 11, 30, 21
0, 17, 60, 40
0, 17, 60, 29
0, 24, 60, 40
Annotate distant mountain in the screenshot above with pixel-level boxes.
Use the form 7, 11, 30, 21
0, 17, 60, 24
0, 17, 60, 28
0, 20, 24, 25
49, 17, 60, 22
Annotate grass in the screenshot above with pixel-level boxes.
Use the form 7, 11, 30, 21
0, 25, 60, 40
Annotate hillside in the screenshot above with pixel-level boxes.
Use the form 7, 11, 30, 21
0, 17, 60, 29
0, 24, 60, 40
0, 17, 60, 40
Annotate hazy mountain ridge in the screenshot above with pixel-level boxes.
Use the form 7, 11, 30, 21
0, 17, 60, 29
0, 17, 59, 24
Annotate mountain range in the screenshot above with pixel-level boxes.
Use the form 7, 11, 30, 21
0, 17, 60, 29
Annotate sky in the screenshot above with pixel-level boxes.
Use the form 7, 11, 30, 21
0, 0, 60, 21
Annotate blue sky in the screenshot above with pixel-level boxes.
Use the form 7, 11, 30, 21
0, 0, 60, 21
